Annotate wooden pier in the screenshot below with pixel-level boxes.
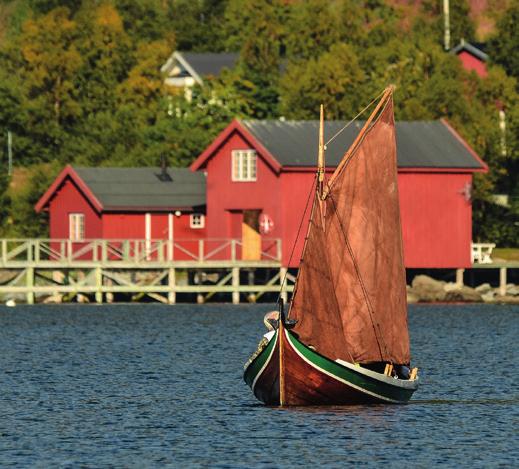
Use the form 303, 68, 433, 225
0, 238, 295, 304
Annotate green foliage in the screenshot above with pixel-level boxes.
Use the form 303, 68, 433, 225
0, 0, 516, 243
0, 165, 10, 232
167, 0, 228, 52
284, 0, 341, 60
419, 0, 476, 47
6, 162, 60, 237
473, 199, 518, 247
114, 0, 172, 43
280, 43, 366, 119
216, 0, 285, 118
488, 3, 519, 81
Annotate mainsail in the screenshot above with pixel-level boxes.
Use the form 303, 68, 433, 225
289, 89, 410, 365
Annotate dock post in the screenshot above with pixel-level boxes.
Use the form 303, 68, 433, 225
95, 266, 103, 303
499, 267, 507, 296
455, 268, 464, 287
105, 277, 114, 304
232, 267, 240, 304
168, 267, 176, 304
26, 266, 34, 305
280, 267, 288, 303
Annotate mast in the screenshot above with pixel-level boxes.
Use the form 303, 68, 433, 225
317, 104, 325, 198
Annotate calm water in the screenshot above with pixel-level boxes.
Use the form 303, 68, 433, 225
0, 304, 517, 468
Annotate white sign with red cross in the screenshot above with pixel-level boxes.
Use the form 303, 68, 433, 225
259, 213, 274, 234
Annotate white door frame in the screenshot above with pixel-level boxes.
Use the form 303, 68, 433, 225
168, 213, 174, 261
145, 212, 151, 260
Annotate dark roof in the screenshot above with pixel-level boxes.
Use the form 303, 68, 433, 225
179, 52, 238, 78
240, 120, 484, 169
73, 167, 206, 211
451, 41, 488, 61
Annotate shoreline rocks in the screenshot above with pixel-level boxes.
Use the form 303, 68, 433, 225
407, 274, 519, 304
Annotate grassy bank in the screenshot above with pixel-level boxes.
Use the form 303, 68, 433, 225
492, 248, 519, 262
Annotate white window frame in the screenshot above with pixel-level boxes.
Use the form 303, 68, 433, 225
190, 213, 205, 229
232, 150, 257, 182
69, 213, 85, 241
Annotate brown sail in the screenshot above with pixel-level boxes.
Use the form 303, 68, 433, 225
289, 89, 410, 365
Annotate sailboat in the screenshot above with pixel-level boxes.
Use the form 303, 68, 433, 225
243, 87, 419, 405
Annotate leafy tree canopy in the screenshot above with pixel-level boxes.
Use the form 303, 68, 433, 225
0, 0, 516, 244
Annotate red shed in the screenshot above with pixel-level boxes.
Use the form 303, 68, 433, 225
452, 41, 488, 77
191, 119, 487, 268
35, 166, 207, 260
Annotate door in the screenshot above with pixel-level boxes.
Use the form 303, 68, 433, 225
242, 210, 261, 260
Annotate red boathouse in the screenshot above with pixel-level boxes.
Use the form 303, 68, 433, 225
36, 119, 487, 269
35, 166, 207, 260
190, 119, 487, 268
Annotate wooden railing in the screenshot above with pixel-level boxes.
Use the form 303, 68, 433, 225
0, 238, 282, 265
471, 242, 496, 264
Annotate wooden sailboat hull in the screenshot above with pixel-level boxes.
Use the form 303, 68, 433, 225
244, 329, 418, 406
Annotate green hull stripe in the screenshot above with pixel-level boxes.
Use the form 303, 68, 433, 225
243, 331, 278, 388
287, 332, 415, 403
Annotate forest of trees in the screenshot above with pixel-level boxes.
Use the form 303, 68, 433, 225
0, 0, 517, 245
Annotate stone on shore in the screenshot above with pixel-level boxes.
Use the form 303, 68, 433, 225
475, 283, 492, 294
494, 295, 519, 304
444, 285, 482, 302
409, 275, 487, 302
410, 275, 446, 302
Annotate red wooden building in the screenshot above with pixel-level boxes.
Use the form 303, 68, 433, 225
452, 41, 488, 77
36, 119, 487, 268
190, 119, 487, 268
35, 166, 207, 260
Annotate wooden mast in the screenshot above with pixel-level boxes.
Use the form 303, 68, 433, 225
317, 104, 325, 198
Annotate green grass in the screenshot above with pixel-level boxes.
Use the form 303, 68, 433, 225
492, 248, 519, 262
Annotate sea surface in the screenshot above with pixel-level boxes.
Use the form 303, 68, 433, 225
0, 303, 517, 468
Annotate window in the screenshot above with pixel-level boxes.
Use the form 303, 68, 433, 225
190, 213, 205, 229
69, 213, 85, 241
232, 150, 257, 181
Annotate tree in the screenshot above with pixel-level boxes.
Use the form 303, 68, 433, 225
0, 164, 10, 233
284, 0, 341, 60
168, 0, 228, 52
114, 0, 172, 43
488, 3, 519, 81
419, 0, 476, 49
222, 0, 284, 118
74, 3, 132, 116
9, 7, 82, 164
279, 43, 366, 120
117, 40, 171, 110
6, 162, 60, 237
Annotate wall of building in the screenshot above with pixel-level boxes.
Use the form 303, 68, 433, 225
204, 131, 282, 260
280, 171, 316, 267
398, 172, 473, 268
458, 51, 487, 77
48, 177, 102, 239
102, 212, 206, 260
277, 170, 473, 268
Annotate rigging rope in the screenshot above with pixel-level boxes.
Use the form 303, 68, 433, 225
277, 175, 317, 302
324, 89, 386, 148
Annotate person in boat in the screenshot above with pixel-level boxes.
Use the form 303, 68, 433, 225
243, 311, 280, 370
362, 362, 411, 379
395, 364, 411, 379
263, 310, 279, 335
